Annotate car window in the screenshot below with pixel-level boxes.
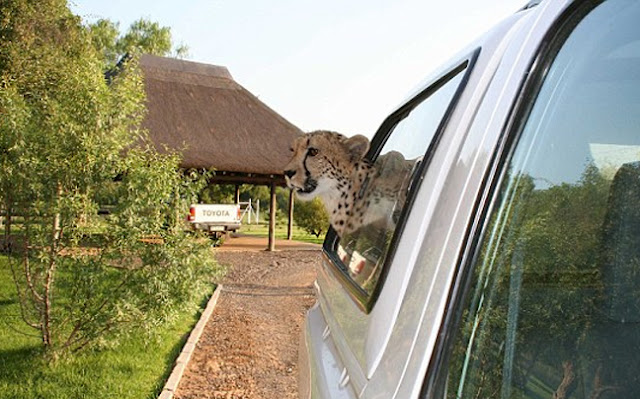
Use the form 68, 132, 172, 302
440, 0, 640, 398
330, 62, 470, 305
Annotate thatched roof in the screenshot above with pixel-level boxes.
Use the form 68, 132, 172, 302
139, 54, 302, 177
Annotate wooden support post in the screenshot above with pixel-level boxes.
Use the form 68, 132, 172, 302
234, 184, 240, 204
287, 189, 294, 240
268, 182, 276, 251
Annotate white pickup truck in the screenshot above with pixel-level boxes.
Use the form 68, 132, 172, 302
187, 204, 241, 238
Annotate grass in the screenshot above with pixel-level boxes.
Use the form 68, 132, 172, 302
240, 221, 325, 244
0, 255, 213, 399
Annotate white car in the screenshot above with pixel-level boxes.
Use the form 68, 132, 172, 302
299, 0, 640, 398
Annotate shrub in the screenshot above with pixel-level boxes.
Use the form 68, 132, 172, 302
0, 0, 222, 359
294, 197, 329, 238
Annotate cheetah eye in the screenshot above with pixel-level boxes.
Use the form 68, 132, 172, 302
308, 147, 319, 157
289, 147, 294, 152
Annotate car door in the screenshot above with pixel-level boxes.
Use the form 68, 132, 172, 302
423, 0, 640, 398
312, 10, 533, 397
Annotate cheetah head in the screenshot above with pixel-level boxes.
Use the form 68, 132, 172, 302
283, 130, 370, 203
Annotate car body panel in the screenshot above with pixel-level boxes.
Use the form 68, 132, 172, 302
300, 0, 581, 397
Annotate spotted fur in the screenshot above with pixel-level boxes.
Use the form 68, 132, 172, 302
284, 130, 413, 236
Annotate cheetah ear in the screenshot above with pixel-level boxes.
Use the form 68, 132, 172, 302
344, 135, 370, 162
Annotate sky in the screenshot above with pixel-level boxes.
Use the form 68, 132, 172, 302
69, 0, 526, 137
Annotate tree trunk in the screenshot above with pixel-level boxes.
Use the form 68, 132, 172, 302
553, 361, 575, 399
4, 193, 12, 243
43, 184, 63, 351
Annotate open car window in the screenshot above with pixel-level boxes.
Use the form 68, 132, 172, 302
327, 58, 474, 310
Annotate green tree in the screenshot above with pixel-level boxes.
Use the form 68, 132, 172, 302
199, 184, 236, 204
294, 197, 329, 237
447, 166, 611, 398
241, 184, 270, 205
88, 17, 189, 69
0, 0, 219, 359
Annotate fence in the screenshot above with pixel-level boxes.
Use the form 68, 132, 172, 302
239, 199, 260, 224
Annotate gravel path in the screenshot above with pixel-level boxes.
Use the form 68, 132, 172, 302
174, 248, 320, 399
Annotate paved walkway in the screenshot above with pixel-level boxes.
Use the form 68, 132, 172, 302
217, 234, 321, 252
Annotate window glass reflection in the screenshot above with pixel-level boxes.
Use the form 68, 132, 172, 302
336, 69, 465, 296
446, 1, 640, 398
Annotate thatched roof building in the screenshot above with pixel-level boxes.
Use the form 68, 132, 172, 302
139, 54, 302, 185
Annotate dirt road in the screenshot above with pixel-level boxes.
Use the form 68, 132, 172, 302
174, 238, 321, 399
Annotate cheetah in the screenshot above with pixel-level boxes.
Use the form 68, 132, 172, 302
284, 130, 415, 236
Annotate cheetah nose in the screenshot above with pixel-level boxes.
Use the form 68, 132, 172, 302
284, 170, 296, 179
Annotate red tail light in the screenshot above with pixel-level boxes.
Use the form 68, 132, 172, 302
237, 207, 241, 220
188, 206, 195, 221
